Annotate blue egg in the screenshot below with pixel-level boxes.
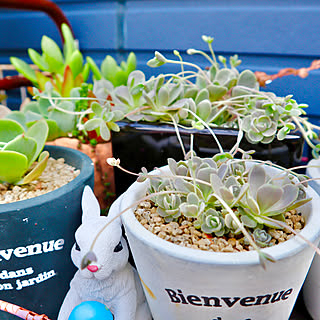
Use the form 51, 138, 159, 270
68, 301, 114, 320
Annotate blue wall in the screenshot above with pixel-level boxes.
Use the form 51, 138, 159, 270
1, 0, 320, 117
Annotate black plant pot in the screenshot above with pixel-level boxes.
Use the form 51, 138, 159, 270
0, 145, 94, 319
111, 122, 304, 195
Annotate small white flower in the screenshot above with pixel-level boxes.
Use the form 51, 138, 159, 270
106, 158, 120, 166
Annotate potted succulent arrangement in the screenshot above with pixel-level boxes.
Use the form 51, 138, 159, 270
80, 127, 320, 320
6, 34, 320, 197
15, 36, 319, 200
87, 36, 319, 194
2, 22, 137, 210
0, 118, 94, 320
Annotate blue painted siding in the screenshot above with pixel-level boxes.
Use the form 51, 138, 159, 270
0, 0, 320, 116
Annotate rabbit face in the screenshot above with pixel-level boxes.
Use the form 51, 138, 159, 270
71, 217, 129, 280
71, 186, 129, 280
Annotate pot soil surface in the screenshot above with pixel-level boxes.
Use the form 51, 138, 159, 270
0, 157, 79, 204
135, 200, 305, 253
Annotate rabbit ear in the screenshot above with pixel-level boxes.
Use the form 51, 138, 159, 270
81, 186, 100, 223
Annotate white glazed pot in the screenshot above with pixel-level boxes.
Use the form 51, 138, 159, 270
302, 159, 320, 319
113, 165, 320, 320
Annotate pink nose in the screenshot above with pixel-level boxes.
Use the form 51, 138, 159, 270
87, 265, 99, 273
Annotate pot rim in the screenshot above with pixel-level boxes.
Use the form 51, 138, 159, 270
0, 145, 94, 213
121, 164, 320, 266
116, 120, 302, 140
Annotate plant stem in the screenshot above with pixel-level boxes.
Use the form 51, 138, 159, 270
165, 59, 211, 84
207, 41, 217, 65
213, 193, 275, 268
186, 109, 224, 153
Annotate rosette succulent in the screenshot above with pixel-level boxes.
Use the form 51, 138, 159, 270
0, 119, 49, 185
137, 153, 310, 247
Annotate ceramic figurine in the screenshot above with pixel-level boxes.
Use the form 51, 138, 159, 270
57, 186, 151, 320
0, 300, 51, 320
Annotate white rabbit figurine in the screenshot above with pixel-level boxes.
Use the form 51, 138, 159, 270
58, 186, 152, 320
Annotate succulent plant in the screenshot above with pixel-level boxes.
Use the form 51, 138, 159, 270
11, 33, 320, 159
138, 153, 310, 247
0, 119, 49, 185
88, 52, 137, 87
252, 229, 272, 248
10, 24, 89, 96
106, 145, 314, 268
7, 24, 135, 144
91, 35, 318, 155
5, 84, 78, 141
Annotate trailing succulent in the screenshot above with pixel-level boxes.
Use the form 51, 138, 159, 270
81, 35, 320, 156
0, 119, 49, 185
10, 34, 320, 157
138, 152, 310, 248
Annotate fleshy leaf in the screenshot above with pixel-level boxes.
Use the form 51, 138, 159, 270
256, 184, 283, 214
25, 119, 49, 165
18, 151, 49, 185
84, 118, 103, 131
248, 165, 266, 199
68, 50, 84, 78
0, 151, 28, 183
99, 122, 111, 141
87, 56, 102, 80
10, 57, 37, 83
3, 135, 37, 166
28, 49, 49, 71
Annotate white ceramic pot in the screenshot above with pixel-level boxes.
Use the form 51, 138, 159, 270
302, 159, 320, 319
113, 165, 320, 320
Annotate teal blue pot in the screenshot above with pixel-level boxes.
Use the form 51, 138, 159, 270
0, 145, 94, 319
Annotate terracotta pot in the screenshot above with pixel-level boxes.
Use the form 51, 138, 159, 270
46, 138, 115, 211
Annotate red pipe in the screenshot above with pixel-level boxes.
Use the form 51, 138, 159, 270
0, 75, 33, 90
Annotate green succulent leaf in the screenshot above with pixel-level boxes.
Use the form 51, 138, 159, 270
158, 87, 169, 106
126, 52, 137, 74
3, 135, 37, 167
25, 119, 49, 164
9, 57, 37, 83
207, 84, 228, 101
24, 111, 43, 126
0, 119, 25, 143
87, 56, 102, 80
68, 50, 84, 78
91, 102, 103, 117
101, 55, 119, 79
41, 36, 64, 74
62, 23, 76, 63
0, 151, 28, 184
18, 151, 49, 185
84, 118, 103, 131
237, 70, 257, 88
147, 57, 165, 68
5, 111, 27, 129
46, 119, 61, 141
99, 121, 111, 141
241, 214, 257, 228
48, 101, 75, 134
256, 184, 283, 214
82, 62, 90, 82
28, 49, 49, 71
